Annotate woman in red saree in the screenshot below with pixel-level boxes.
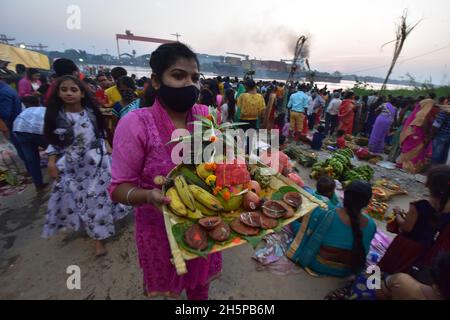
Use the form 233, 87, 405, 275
337, 92, 356, 135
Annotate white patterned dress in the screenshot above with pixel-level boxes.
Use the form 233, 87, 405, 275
42, 110, 129, 240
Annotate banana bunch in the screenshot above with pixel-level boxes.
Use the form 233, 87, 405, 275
166, 176, 204, 220
336, 148, 354, 159
188, 185, 224, 211
174, 176, 196, 211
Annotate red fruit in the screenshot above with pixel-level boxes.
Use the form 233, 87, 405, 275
247, 180, 262, 194
243, 191, 261, 211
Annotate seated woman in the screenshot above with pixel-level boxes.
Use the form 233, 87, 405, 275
287, 180, 376, 277
327, 251, 450, 300
377, 252, 449, 300
378, 165, 450, 274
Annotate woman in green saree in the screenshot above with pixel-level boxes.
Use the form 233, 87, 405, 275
287, 180, 376, 277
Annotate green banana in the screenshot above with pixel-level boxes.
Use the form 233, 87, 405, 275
188, 185, 224, 211
174, 175, 196, 211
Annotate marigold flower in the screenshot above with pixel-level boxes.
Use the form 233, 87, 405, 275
222, 190, 231, 201
205, 175, 217, 187
209, 135, 218, 143
212, 186, 222, 195
206, 114, 213, 121
205, 163, 217, 171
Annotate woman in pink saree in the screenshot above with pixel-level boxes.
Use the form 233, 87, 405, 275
397, 94, 439, 173
108, 43, 222, 299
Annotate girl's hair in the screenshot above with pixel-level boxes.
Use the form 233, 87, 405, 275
149, 42, 199, 79
426, 165, 450, 228
44, 75, 107, 146
224, 88, 236, 121
27, 68, 39, 79
343, 180, 373, 272
117, 76, 136, 91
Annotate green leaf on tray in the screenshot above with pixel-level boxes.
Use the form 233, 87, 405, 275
171, 223, 215, 258
172, 223, 242, 257
271, 186, 299, 200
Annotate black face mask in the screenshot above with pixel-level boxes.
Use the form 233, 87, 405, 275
158, 82, 200, 113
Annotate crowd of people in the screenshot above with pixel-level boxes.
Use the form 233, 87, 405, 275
1, 41, 449, 300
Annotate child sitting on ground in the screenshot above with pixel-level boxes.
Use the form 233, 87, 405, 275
315, 176, 340, 208
311, 125, 326, 150
336, 130, 346, 149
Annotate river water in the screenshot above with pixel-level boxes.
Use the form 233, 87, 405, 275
82, 64, 413, 91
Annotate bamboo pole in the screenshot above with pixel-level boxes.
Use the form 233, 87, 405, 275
380, 9, 421, 94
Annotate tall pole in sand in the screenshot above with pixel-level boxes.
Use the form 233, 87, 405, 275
281, 36, 308, 119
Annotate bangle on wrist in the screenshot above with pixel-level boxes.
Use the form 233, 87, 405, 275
126, 187, 138, 206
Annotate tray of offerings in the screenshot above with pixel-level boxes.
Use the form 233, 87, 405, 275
161, 161, 327, 275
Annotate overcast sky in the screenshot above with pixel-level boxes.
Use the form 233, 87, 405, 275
1, 0, 449, 83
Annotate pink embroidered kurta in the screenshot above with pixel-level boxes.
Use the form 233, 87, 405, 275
108, 99, 222, 297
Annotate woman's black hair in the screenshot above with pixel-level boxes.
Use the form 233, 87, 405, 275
224, 88, 236, 122
149, 42, 199, 79
44, 75, 107, 146
264, 85, 276, 104
141, 80, 156, 107
117, 76, 136, 91
27, 68, 39, 79
426, 165, 450, 229
343, 180, 373, 272
244, 79, 256, 90
110, 67, 127, 81
344, 91, 354, 100
430, 252, 450, 300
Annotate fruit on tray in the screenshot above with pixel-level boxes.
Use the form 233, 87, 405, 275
198, 216, 222, 230
283, 192, 302, 209
184, 224, 208, 250
208, 221, 231, 242
194, 200, 218, 216
365, 199, 389, 221
252, 167, 271, 189
230, 217, 260, 236
276, 200, 295, 219
262, 200, 290, 219
188, 185, 224, 211
247, 180, 262, 195
240, 211, 262, 228
186, 208, 204, 220
372, 187, 388, 202
217, 185, 244, 212
242, 191, 261, 211
166, 187, 188, 217
260, 215, 279, 229
174, 175, 196, 211
196, 163, 213, 180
